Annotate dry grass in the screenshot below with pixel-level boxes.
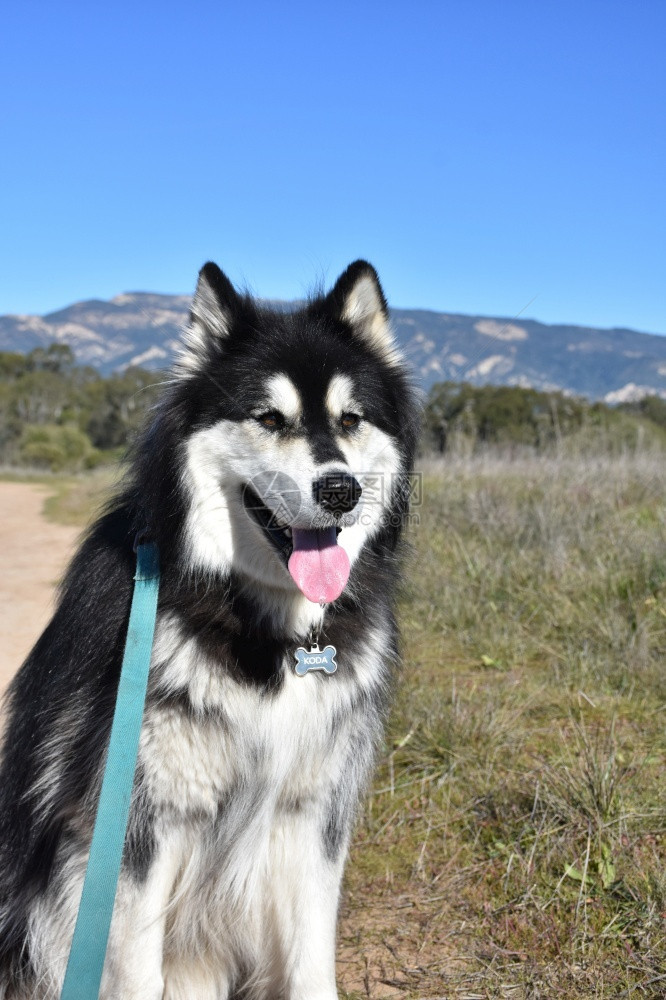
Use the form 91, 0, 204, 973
340, 452, 666, 998
39, 466, 119, 525
0, 465, 118, 526
19, 451, 666, 997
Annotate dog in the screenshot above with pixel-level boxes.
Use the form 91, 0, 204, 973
0, 260, 420, 999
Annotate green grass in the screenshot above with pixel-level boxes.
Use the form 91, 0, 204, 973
10, 451, 666, 997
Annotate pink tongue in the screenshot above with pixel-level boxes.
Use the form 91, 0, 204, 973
288, 527, 351, 603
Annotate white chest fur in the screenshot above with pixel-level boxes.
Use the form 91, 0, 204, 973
140, 616, 378, 820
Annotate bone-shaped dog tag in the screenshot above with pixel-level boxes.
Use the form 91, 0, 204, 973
294, 642, 338, 677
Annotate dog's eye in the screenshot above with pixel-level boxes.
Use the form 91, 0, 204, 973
257, 411, 285, 431
340, 413, 361, 430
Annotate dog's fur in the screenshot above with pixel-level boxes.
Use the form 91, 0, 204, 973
0, 261, 419, 999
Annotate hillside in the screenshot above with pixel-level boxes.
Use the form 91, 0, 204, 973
1, 294, 666, 401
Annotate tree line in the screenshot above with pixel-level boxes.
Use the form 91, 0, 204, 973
2, 346, 665, 471
0, 345, 161, 471
423, 381, 666, 455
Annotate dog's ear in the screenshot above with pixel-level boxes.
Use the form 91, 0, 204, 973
327, 260, 399, 365
178, 263, 237, 374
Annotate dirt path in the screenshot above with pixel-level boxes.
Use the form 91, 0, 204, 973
0, 482, 80, 697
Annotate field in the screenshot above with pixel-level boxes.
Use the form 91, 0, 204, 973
5, 449, 666, 998
340, 452, 666, 998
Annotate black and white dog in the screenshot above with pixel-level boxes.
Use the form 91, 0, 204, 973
0, 261, 420, 999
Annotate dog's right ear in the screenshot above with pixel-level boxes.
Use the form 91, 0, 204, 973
177, 263, 237, 374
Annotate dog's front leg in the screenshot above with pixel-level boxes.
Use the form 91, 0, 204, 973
269, 792, 355, 1000
26, 825, 178, 1000
99, 828, 182, 1000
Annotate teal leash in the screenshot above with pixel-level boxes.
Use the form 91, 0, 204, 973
60, 542, 160, 1000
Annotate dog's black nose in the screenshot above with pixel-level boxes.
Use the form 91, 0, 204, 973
313, 472, 362, 514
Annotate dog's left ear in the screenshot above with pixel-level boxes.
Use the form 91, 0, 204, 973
178, 262, 238, 374
327, 260, 399, 364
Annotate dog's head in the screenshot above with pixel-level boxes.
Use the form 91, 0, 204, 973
154, 261, 419, 607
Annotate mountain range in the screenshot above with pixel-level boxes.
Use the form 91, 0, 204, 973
1, 293, 665, 402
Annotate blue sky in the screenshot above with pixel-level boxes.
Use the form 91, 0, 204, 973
1, 1, 664, 333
